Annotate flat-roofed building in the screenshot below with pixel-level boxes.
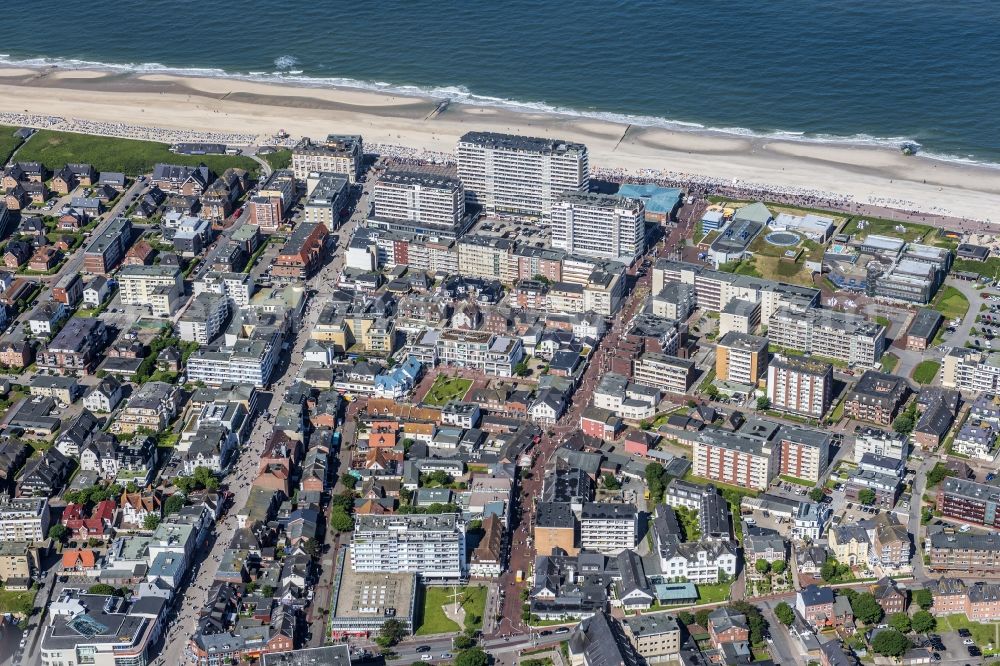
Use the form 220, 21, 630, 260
716, 332, 767, 385
434, 329, 523, 377
719, 298, 761, 336
906, 308, 944, 351
550, 191, 645, 262
622, 614, 682, 662
371, 169, 468, 239
456, 235, 516, 282
83, 216, 133, 275
692, 428, 776, 491
776, 425, 831, 483
118, 264, 183, 316
178, 292, 230, 344
292, 135, 363, 183
328, 553, 417, 637
457, 131, 589, 220
0, 496, 50, 541
942, 347, 1000, 393
303, 172, 350, 228
936, 476, 1000, 530
767, 356, 833, 418
351, 513, 466, 580
579, 502, 638, 554
768, 306, 886, 366
632, 352, 693, 394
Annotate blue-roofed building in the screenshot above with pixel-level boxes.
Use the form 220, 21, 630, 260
148, 551, 186, 589
616, 184, 683, 222
653, 581, 698, 605
374, 355, 423, 400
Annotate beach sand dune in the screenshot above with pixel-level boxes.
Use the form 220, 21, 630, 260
0, 65, 996, 223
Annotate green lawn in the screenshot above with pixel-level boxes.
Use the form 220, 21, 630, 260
0, 588, 35, 616
841, 215, 932, 243
415, 586, 487, 635
935, 614, 1000, 647
695, 582, 731, 604
779, 474, 814, 487
932, 285, 970, 320
423, 375, 473, 406
875, 315, 891, 328
880, 353, 899, 373
15, 130, 259, 176
0, 125, 25, 165
260, 148, 292, 171
953, 256, 1000, 280
912, 360, 941, 385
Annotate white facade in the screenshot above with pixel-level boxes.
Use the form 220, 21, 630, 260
768, 307, 885, 366
118, 265, 183, 316
0, 498, 49, 541
178, 292, 229, 344
767, 357, 832, 418
550, 192, 644, 262
457, 131, 589, 219
372, 170, 465, 236
579, 504, 638, 554
351, 513, 466, 580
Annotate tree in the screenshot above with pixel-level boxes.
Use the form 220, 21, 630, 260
755, 559, 770, 575
911, 610, 935, 633
820, 559, 839, 582
48, 524, 68, 542
926, 463, 950, 487
88, 583, 116, 595
645, 462, 668, 503
302, 540, 321, 558
912, 588, 933, 611
695, 608, 712, 628
871, 629, 909, 657
704, 384, 720, 400
165, 493, 185, 515
771, 560, 786, 575
143, 514, 161, 531
858, 488, 877, 506
339, 473, 358, 490
887, 612, 911, 633
452, 634, 475, 650
809, 487, 825, 502
455, 648, 489, 666
375, 619, 407, 648
513, 361, 530, 377
756, 396, 771, 411
677, 611, 695, 625
330, 508, 354, 532
602, 473, 621, 490
774, 602, 795, 626
850, 592, 884, 626
726, 601, 768, 645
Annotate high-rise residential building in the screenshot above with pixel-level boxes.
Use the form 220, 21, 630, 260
776, 425, 832, 483
457, 131, 589, 219
936, 477, 1000, 530
370, 170, 468, 239
117, 264, 183, 316
942, 347, 1000, 393
0, 497, 50, 541
715, 332, 768, 385
692, 428, 777, 491
351, 513, 466, 580
768, 307, 886, 366
291, 135, 363, 183
549, 192, 645, 262
579, 502, 638, 554
632, 352, 694, 394
767, 356, 833, 418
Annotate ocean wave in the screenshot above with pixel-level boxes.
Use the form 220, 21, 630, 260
1, 53, 997, 170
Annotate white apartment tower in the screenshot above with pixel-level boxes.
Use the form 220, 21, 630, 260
351, 513, 466, 580
457, 131, 589, 219
371, 170, 467, 238
550, 192, 645, 261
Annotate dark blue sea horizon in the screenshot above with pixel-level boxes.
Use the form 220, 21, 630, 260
3, 0, 999, 165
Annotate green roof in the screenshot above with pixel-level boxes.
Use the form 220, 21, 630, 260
734, 201, 772, 224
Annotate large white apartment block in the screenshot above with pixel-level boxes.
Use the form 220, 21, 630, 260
692, 429, 776, 491
178, 292, 229, 344
853, 428, 908, 463
186, 339, 280, 388
768, 307, 886, 366
767, 356, 833, 418
579, 503, 638, 554
632, 352, 694, 394
942, 347, 1000, 393
371, 170, 466, 239
351, 513, 466, 580
593, 373, 660, 421
457, 131, 589, 219
118, 265, 183, 316
434, 329, 524, 377
652, 259, 820, 320
550, 192, 645, 262
0, 497, 50, 541
195, 271, 255, 308
291, 134, 363, 182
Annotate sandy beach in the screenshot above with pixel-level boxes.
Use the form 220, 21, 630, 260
0, 66, 996, 223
